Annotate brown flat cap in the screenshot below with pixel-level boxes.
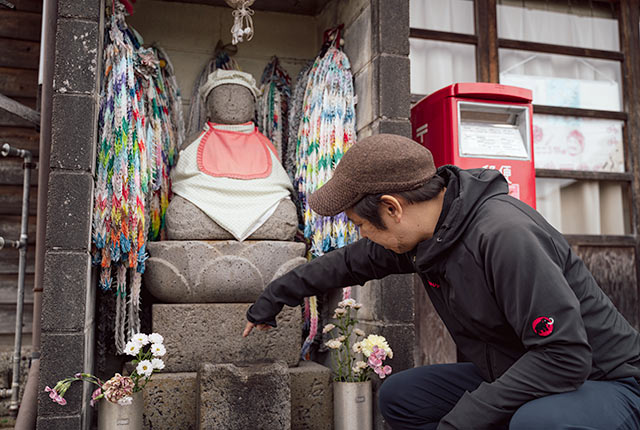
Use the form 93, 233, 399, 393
309, 134, 437, 216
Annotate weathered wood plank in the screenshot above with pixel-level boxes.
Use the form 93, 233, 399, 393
0, 126, 40, 157
574, 246, 638, 329
0, 303, 33, 334
0, 93, 39, 126
0, 67, 38, 98
0, 215, 37, 244
0, 245, 36, 274
0, 185, 37, 215
0, 10, 42, 42
0, 274, 34, 304
0, 38, 40, 69
10, 0, 42, 13
475, 0, 499, 83
0, 158, 38, 185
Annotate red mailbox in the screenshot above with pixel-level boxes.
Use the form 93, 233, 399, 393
411, 83, 536, 208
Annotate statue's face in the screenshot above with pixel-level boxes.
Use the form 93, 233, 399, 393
206, 84, 255, 125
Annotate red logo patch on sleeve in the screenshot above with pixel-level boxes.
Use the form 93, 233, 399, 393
532, 316, 554, 337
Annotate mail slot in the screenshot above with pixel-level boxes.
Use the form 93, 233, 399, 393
411, 82, 536, 208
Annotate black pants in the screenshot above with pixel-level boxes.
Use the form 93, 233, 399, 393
379, 363, 640, 430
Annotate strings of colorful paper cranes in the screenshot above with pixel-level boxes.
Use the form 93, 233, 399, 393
294, 27, 359, 359
257, 56, 291, 161
92, 3, 183, 352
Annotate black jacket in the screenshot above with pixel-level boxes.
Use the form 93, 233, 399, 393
247, 166, 640, 429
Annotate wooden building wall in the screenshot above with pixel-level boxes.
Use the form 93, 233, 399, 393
0, 0, 42, 347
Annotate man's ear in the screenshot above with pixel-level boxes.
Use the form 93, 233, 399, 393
379, 195, 403, 223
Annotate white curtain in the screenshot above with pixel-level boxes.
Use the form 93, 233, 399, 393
410, 0, 475, 95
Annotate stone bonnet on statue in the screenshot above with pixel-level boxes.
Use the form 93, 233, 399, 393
166, 69, 298, 242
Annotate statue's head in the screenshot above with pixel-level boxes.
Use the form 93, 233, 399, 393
200, 70, 258, 125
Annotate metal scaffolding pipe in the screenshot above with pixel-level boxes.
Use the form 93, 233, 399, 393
0, 143, 33, 417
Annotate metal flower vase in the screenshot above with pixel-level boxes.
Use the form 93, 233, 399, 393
333, 380, 373, 430
98, 391, 143, 430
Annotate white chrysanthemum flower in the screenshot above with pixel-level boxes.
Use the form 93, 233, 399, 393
337, 335, 346, 342
325, 339, 342, 349
148, 333, 164, 345
322, 324, 335, 334
356, 360, 368, 370
124, 340, 142, 356
352, 366, 362, 374
352, 342, 362, 353
354, 328, 365, 337
353, 303, 362, 309
339, 298, 357, 308
136, 360, 153, 377
151, 358, 165, 370
117, 396, 133, 406
151, 343, 166, 357
361, 334, 393, 358
334, 308, 347, 317
131, 333, 149, 346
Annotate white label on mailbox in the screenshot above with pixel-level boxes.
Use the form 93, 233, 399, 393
460, 122, 529, 159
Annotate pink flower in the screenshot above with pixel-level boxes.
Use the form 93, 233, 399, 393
368, 355, 382, 368
44, 386, 67, 405
90, 387, 103, 407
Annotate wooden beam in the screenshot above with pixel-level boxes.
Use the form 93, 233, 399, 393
0, 10, 42, 42
617, 0, 640, 326
0, 66, 38, 98
535, 169, 632, 182
499, 38, 623, 61
533, 104, 627, 121
409, 28, 477, 45
566, 235, 636, 247
474, 0, 499, 83
0, 38, 40, 69
0, 92, 39, 126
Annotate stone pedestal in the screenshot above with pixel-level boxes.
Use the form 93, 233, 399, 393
145, 240, 306, 303
197, 361, 291, 430
166, 196, 298, 241
290, 361, 333, 430
153, 303, 301, 371
143, 373, 197, 430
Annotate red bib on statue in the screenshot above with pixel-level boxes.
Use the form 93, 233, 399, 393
196, 123, 278, 179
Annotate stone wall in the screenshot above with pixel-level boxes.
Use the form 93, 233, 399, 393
35, 0, 103, 427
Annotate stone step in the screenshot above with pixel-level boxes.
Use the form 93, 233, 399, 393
153, 303, 301, 372
142, 361, 333, 430
167, 195, 298, 241
198, 361, 291, 430
145, 240, 306, 303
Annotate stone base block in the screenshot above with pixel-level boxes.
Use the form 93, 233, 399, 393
153, 303, 301, 371
197, 361, 291, 430
143, 372, 197, 430
290, 361, 333, 430
145, 240, 306, 303
167, 195, 298, 241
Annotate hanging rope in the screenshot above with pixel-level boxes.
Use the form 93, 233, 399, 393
294, 41, 359, 359
92, 5, 182, 352
257, 56, 291, 161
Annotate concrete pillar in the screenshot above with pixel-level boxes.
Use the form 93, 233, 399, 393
36, 0, 103, 428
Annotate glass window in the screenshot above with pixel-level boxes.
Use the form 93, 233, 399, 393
410, 39, 476, 96
497, 0, 619, 51
410, 0, 475, 34
499, 49, 622, 111
533, 115, 624, 172
536, 178, 630, 235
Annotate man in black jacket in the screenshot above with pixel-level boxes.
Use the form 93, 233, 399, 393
243, 134, 640, 429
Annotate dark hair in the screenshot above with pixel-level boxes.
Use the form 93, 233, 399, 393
351, 174, 446, 230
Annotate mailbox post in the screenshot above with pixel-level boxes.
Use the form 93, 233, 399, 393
411, 83, 536, 208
